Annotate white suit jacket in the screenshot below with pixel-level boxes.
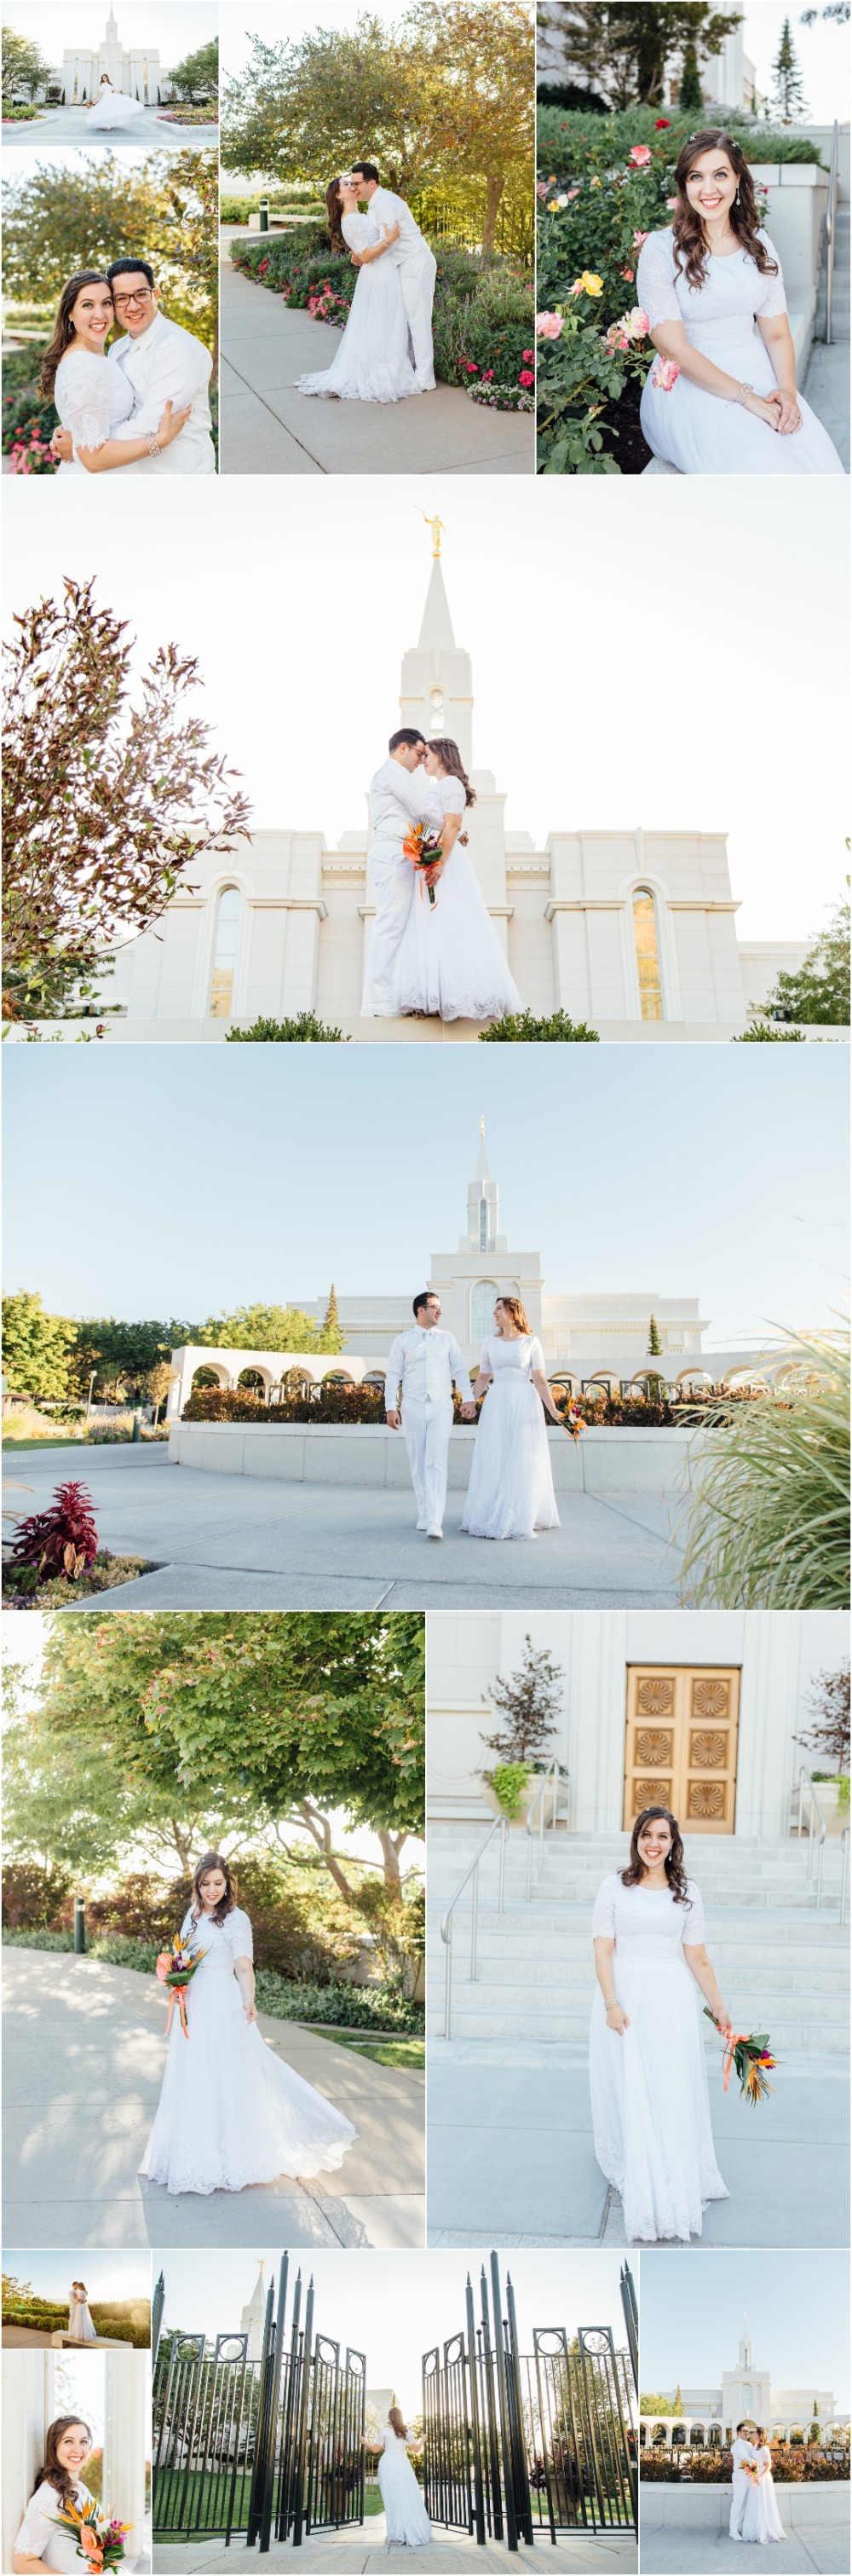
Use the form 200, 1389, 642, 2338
110, 311, 215, 473
385, 1326, 469, 1412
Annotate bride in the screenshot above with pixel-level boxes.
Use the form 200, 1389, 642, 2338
85, 71, 146, 130
590, 1805, 731, 2243
636, 130, 844, 474
462, 1296, 567, 1540
67, 2281, 95, 2344
41, 271, 190, 473
140, 1851, 356, 2196
394, 741, 523, 1023
12, 2417, 95, 2573
296, 177, 418, 404
740, 2429, 785, 2544
373, 2409, 432, 2547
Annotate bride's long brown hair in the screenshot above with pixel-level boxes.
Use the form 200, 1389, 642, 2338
620, 1805, 691, 1906
389, 2406, 409, 2440
29, 2419, 92, 2512
40, 270, 111, 399
430, 737, 475, 808
325, 178, 348, 254
671, 130, 778, 292
190, 1851, 238, 1926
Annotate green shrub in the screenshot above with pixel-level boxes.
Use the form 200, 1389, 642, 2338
486, 1761, 530, 1820
225, 1012, 348, 1042
2, 1861, 72, 1930
734, 1024, 807, 1041
182, 1381, 386, 1425
3, 1927, 75, 1951
252, 1969, 424, 2033
481, 1006, 601, 1040
537, 106, 826, 171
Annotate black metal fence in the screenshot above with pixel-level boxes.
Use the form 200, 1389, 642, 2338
153, 2259, 365, 2553
423, 2253, 638, 2550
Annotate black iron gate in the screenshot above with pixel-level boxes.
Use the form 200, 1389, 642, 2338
423, 2251, 638, 2549
153, 2258, 365, 2553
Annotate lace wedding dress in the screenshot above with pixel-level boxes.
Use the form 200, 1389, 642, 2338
54, 349, 140, 471
296, 214, 419, 403
740, 2449, 786, 2544
589, 1874, 729, 2241
140, 1906, 356, 2195
394, 773, 523, 1023
68, 2288, 96, 2342
377, 2431, 433, 2545
14, 2481, 95, 2572
636, 228, 844, 473
462, 1336, 560, 1540
85, 79, 146, 128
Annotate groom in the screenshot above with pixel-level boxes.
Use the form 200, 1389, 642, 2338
361, 726, 431, 1018
51, 257, 215, 473
729, 2424, 757, 2538
349, 161, 437, 390
385, 1292, 475, 1539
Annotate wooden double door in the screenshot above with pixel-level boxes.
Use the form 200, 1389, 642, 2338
623, 1666, 740, 1834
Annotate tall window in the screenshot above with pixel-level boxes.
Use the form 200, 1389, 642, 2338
210, 887, 239, 1018
470, 1280, 498, 1345
632, 887, 663, 1020
479, 1197, 488, 1250
429, 687, 445, 734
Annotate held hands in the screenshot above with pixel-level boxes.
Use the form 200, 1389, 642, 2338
605, 2001, 630, 2036
460, 1402, 477, 1420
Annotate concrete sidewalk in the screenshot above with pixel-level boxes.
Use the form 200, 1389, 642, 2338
219, 254, 534, 476
3, 1951, 424, 2249
640, 2487, 849, 2575
1, 106, 218, 148
153, 2529, 636, 2573
426, 2042, 849, 2249
2, 1446, 684, 1610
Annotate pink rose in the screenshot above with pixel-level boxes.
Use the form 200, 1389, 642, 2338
633, 229, 649, 248
629, 145, 651, 167
481, 368, 494, 378
519, 369, 534, 387
536, 310, 563, 338
536, 181, 549, 198
630, 306, 650, 337
522, 349, 533, 361
465, 360, 479, 372
653, 356, 680, 391
620, 266, 634, 280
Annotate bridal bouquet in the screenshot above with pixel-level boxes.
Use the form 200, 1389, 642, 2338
403, 817, 443, 908
705, 2011, 777, 2105
156, 1933, 207, 2038
48, 2501, 131, 2570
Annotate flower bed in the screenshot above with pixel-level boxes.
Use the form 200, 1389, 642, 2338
536, 110, 820, 473
180, 1381, 757, 1430
3, 1549, 154, 1605
640, 2445, 848, 2484
3, 350, 58, 473
231, 228, 534, 409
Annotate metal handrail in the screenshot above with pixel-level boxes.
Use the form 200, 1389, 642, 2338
525, 1757, 564, 1897
825, 118, 839, 346
440, 1813, 508, 2039
840, 1824, 849, 1927
794, 1765, 827, 1909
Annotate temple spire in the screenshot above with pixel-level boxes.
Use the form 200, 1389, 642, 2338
417, 555, 457, 653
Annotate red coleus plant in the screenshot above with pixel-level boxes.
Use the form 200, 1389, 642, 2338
9, 1480, 99, 1583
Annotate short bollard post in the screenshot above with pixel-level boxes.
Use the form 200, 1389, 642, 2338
73, 1897, 86, 1954
259, 195, 269, 231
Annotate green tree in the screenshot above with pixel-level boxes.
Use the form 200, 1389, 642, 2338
322, 1284, 341, 1340
678, 32, 705, 108
648, 1314, 663, 1357
757, 888, 849, 1025
2, 23, 52, 101
194, 1302, 343, 1355
70, 1318, 181, 1402
673, 2385, 684, 2417
535, 4, 742, 108
412, 0, 534, 249
640, 2392, 676, 2413
771, 14, 808, 117
3, 578, 250, 1017
1, 149, 218, 350
1, 1291, 76, 1401
222, 20, 441, 193
169, 38, 219, 102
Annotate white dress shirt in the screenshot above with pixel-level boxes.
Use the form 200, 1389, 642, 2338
384, 1325, 469, 1411
368, 758, 433, 846
368, 188, 432, 265
109, 310, 215, 473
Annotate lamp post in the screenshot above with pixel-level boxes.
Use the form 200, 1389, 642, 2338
73, 1897, 86, 1954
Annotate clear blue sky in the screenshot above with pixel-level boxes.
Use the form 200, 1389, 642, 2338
3, 2249, 151, 2307
4, 3, 217, 61
640, 2251, 850, 2404
3, 1047, 848, 1349
158, 2249, 630, 2420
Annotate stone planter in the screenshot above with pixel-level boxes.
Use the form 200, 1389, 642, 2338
478, 1774, 542, 1830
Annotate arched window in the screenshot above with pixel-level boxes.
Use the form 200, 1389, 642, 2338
632, 887, 663, 1021
210, 887, 240, 1018
470, 1280, 498, 1346
429, 687, 446, 735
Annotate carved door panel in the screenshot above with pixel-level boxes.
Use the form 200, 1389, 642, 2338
623, 1667, 740, 1834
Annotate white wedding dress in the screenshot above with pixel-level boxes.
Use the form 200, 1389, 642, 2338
636, 228, 844, 474
14, 2481, 95, 2573
85, 78, 146, 129
740, 2448, 785, 2544
590, 1874, 729, 2240
54, 349, 141, 471
377, 2430, 433, 2546
394, 773, 523, 1023
462, 1335, 560, 1539
68, 2288, 96, 2342
139, 1905, 356, 2195
296, 213, 419, 403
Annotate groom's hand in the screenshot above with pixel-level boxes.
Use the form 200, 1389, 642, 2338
51, 426, 74, 462
386, 1410, 400, 1430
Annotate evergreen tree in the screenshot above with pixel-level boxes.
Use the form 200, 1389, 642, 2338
672, 2384, 684, 2417
533, 6, 740, 110
757, 887, 849, 1026
648, 1314, 664, 1357
481, 1633, 565, 1763
323, 1283, 341, 1338
678, 32, 705, 110
771, 15, 808, 118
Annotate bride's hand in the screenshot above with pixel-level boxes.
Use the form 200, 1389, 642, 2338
383, 222, 401, 244
605, 2001, 630, 2036
243, 1999, 258, 2021
156, 399, 193, 448
746, 390, 786, 431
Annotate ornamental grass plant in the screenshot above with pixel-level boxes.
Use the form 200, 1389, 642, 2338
679, 1329, 850, 1609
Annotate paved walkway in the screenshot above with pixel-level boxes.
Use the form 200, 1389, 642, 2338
153, 2528, 636, 2572
3, 1951, 424, 2250
640, 2507, 848, 2574
2, 107, 218, 148
426, 2042, 849, 2249
219, 251, 533, 476
2, 1447, 684, 1610
803, 338, 850, 470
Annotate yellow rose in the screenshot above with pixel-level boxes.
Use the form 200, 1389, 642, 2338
547, 199, 560, 211
580, 271, 603, 295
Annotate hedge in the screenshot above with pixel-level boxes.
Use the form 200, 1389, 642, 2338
180, 1383, 751, 1430
537, 107, 826, 171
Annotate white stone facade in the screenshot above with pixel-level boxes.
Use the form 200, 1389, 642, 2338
58, 8, 170, 103
104, 553, 809, 1043
641, 2329, 842, 2446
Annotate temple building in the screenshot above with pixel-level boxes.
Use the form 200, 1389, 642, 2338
59, 7, 169, 103
640, 2321, 843, 2450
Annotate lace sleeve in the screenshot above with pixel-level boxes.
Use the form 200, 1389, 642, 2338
591, 1875, 616, 1939
682, 1880, 705, 1944
228, 1906, 254, 1959
14, 2480, 60, 2557
56, 351, 112, 453
754, 233, 787, 318
440, 774, 464, 817
341, 213, 378, 249
636, 230, 681, 329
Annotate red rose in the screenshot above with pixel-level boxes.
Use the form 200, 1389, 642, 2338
655, 117, 671, 128
519, 368, 534, 387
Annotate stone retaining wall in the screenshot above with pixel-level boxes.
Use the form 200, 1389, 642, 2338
168, 1419, 705, 1494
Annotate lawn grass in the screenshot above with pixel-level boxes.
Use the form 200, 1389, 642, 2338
320, 2031, 426, 2072
2, 1436, 84, 1451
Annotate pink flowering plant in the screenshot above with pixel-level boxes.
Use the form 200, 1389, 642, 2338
2, 365, 59, 467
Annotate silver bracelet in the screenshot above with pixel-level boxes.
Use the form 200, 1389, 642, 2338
145, 431, 162, 455
735, 382, 754, 408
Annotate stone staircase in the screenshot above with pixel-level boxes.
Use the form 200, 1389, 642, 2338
815, 201, 850, 344
428, 1827, 849, 2056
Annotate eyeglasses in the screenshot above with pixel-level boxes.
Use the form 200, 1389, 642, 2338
112, 287, 153, 309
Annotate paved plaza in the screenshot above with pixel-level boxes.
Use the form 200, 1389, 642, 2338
152, 2528, 636, 2573
640, 2489, 849, 2575
2, 1443, 685, 1609
3, 1952, 424, 2250
2, 106, 218, 147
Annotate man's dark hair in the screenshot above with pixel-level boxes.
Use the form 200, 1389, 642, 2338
413, 1291, 436, 1319
106, 256, 155, 288
389, 727, 425, 754
351, 161, 379, 184
736, 2423, 749, 2435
